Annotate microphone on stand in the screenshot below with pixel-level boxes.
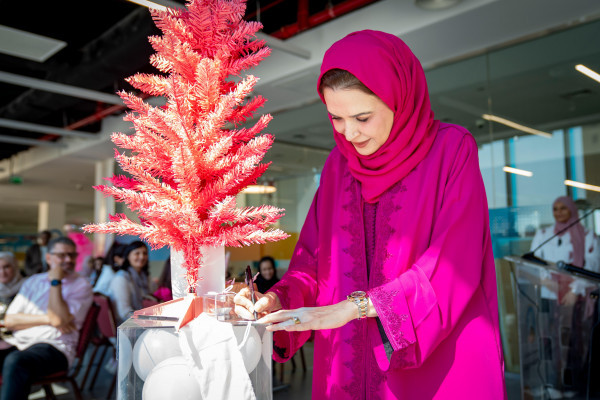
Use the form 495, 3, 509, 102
522, 206, 599, 265
556, 261, 600, 282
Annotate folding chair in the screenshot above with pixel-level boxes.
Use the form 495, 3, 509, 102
81, 293, 118, 399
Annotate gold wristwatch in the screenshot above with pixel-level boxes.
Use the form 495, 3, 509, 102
347, 291, 368, 319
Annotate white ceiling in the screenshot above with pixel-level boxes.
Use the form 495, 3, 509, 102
1, 0, 600, 233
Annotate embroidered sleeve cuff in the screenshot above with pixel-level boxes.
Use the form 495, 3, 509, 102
369, 281, 418, 369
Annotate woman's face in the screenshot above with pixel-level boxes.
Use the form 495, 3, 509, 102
259, 260, 275, 280
323, 88, 394, 156
0, 260, 15, 284
128, 247, 148, 272
553, 201, 572, 224
93, 258, 104, 271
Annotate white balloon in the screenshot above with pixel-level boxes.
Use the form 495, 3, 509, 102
133, 329, 182, 381
142, 356, 202, 400
261, 328, 273, 368
117, 333, 133, 383
232, 324, 262, 373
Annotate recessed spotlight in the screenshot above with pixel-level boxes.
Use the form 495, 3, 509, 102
242, 184, 277, 194
482, 114, 552, 138
503, 166, 533, 177
576, 64, 600, 84
415, 0, 462, 10
565, 180, 600, 193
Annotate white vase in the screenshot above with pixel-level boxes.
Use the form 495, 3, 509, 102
170, 246, 225, 299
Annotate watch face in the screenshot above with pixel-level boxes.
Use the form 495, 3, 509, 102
350, 291, 366, 299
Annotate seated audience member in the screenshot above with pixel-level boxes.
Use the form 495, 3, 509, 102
0, 237, 93, 400
24, 230, 52, 276
153, 258, 172, 302
88, 256, 105, 287
255, 256, 279, 294
108, 241, 150, 323
93, 242, 125, 296
0, 252, 25, 306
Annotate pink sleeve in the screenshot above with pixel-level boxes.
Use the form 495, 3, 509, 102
268, 190, 320, 363
66, 278, 94, 330
368, 135, 492, 370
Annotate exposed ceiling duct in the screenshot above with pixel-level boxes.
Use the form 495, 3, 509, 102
0, 7, 157, 158
0, 0, 381, 161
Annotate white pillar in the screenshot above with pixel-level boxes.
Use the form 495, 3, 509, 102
38, 201, 66, 232
93, 158, 115, 257
236, 192, 247, 208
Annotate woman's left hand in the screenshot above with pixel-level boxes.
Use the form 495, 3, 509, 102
258, 300, 357, 332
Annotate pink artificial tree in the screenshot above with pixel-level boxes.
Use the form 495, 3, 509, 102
85, 0, 288, 290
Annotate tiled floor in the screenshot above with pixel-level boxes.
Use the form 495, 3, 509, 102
38, 341, 521, 399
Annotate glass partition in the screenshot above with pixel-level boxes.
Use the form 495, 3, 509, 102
425, 20, 600, 379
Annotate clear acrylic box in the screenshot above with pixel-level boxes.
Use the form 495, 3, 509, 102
116, 297, 272, 399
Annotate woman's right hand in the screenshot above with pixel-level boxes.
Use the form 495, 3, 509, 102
234, 288, 282, 320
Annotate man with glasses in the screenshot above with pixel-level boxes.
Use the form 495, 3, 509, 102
0, 237, 93, 400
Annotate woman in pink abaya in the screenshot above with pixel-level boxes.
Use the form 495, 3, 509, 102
235, 30, 506, 399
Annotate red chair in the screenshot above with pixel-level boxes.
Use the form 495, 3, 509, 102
0, 302, 101, 400
142, 297, 159, 308
81, 293, 118, 399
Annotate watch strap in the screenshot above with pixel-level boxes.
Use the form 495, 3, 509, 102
355, 298, 368, 319
347, 291, 368, 319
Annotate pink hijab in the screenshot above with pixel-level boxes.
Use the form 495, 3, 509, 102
318, 30, 439, 203
554, 196, 586, 267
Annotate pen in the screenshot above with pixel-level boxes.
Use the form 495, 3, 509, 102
245, 265, 258, 320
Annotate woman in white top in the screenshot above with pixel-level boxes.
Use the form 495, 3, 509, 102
108, 241, 150, 323
530, 196, 600, 396
531, 196, 600, 272
93, 242, 125, 296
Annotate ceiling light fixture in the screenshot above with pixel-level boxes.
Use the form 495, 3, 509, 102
564, 180, 600, 193
575, 64, 600, 84
482, 114, 552, 138
126, 0, 168, 11
415, 0, 462, 10
0, 25, 66, 62
0, 71, 123, 105
242, 184, 277, 194
503, 166, 533, 177
0, 118, 95, 139
0, 134, 66, 148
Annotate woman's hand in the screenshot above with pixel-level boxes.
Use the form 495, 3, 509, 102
258, 300, 357, 332
234, 288, 282, 320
